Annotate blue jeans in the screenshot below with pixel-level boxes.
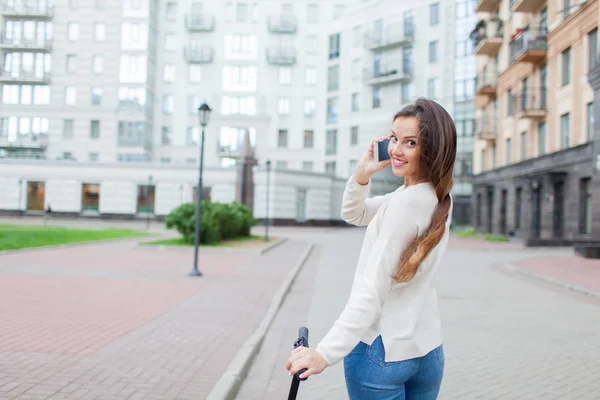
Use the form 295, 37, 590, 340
343, 336, 444, 400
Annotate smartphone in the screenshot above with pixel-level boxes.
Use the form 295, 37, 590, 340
373, 138, 391, 162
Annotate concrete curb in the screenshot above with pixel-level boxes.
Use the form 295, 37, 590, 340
0, 235, 152, 257
207, 243, 315, 400
504, 262, 600, 298
136, 237, 288, 255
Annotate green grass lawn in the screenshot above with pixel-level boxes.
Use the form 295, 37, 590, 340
0, 224, 148, 251
452, 227, 509, 242
143, 235, 278, 249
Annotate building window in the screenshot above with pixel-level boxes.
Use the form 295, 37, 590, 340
587, 102, 594, 140
333, 4, 344, 19
224, 34, 258, 60
63, 119, 74, 139
65, 86, 76, 105
162, 94, 174, 114
562, 47, 571, 85
91, 87, 102, 105
589, 29, 598, 71
353, 26, 361, 47
166, 2, 177, 20
251, 3, 259, 22
89, 153, 99, 161
278, 129, 288, 147
92, 55, 104, 74
427, 78, 438, 100
276, 161, 288, 170
189, 65, 201, 83
121, 22, 148, 50
236, 3, 248, 22
507, 88, 513, 115
306, 35, 318, 54
328, 65, 339, 91
372, 87, 381, 108
563, 0, 571, 18
430, 2, 440, 26
221, 95, 257, 116
304, 130, 314, 148
305, 66, 317, 85
515, 187, 523, 230
279, 67, 291, 85
304, 98, 316, 117
68, 23, 79, 41
327, 97, 339, 123
222, 65, 257, 91
278, 97, 290, 115
328, 33, 340, 60
492, 143, 497, 168
429, 41, 438, 63
90, 120, 100, 139
351, 93, 360, 112
137, 185, 155, 214
119, 55, 148, 83
186, 126, 199, 145
165, 33, 176, 52
325, 161, 336, 175
161, 126, 171, 145
94, 23, 105, 42
164, 63, 175, 82
350, 126, 358, 145
520, 131, 527, 160
560, 112, 570, 148
326, 129, 337, 155
188, 95, 201, 114
506, 138, 511, 164
302, 161, 313, 171
66, 54, 77, 74
580, 178, 592, 234
307, 4, 319, 23
538, 122, 546, 155
401, 83, 411, 103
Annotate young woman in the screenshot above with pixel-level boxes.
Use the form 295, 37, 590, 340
286, 98, 457, 399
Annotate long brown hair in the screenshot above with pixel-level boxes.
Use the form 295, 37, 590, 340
393, 98, 457, 282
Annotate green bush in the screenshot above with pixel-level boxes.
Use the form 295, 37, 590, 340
165, 201, 257, 245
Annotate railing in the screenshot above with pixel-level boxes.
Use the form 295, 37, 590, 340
363, 23, 414, 50
266, 46, 296, 65
0, 133, 48, 149
184, 45, 213, 63
510, 88, 547, 116
471, 19, 503, 48
509, 28, 547, 63
268, 14, 297, 33
0, 2, 53, 17
0, 67, 50, 83
363, 61, 412, 82
185, 13, 215, 31
476, 72, 498, 91
475, 116, 497, 139
0, 34, 52, 50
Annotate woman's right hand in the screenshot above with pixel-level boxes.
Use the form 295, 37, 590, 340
354, 136, 391, 185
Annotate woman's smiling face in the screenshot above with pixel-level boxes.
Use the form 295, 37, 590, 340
388, 116, 422, 183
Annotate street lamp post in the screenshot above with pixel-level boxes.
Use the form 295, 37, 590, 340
146, 175, 153, 230
18, 178, 23, 216
190, 103, 212, 277
264, 160, 271, 242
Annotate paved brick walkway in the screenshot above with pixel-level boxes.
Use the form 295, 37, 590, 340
0, 237, 309, 400
239, 229, 600, 399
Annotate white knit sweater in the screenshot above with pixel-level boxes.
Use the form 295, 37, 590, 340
315, 176, 452, 366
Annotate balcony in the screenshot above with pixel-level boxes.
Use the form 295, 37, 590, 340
475, 0, 501, 12
364, 24, 414, 51
266, 46, 296, 65
0, 3, 53, 18
471, 19, 503, 56
0, 134, 48, 151
475, 116, 497, 141
510, 89, 547, 120
475, 72, 498, 98
0, 68, 50, 84
185, 13, 215, 31
0, 34, 52, 51
267, 14, 297, 34
511, 0, 546, 13
510, 29, 547, 64
363, 63, 412, 86
183, 45, 213, 63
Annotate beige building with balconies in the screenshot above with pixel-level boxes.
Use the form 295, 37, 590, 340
471, 0, 600, 247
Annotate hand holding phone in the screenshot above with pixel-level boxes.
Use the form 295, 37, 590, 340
353, 136, 392, 185
373, 138, 391, 162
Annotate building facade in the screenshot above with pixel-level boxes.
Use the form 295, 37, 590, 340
472, 0, 599, 244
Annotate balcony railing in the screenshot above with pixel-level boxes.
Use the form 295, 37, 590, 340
0, 34, 52, 51
510, 29, 548, 64
363, 62, 412, 86
267, 14, 297, 34
0, 2, 53, 18
0, 133, 49, 150
511, 0, 546, 13
510, 88, 547, 120
475, 72, 498, 97
185, 13, 215, 31
364, 24, 414, 51
183, 45, 213, 63
474, 0, 501, 12
266, 46, 296, 65
0, 67, 50, 84
475, 116, 497, 141
471, 19, 503, 56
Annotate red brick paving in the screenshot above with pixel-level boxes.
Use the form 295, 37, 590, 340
0, 238, 310, 400
514, 255, 600, 294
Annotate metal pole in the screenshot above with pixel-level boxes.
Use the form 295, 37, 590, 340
18, 178, 23, 216
265, 161, 271, 242
146, 175, 152, 230
190, 126, 205, 277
